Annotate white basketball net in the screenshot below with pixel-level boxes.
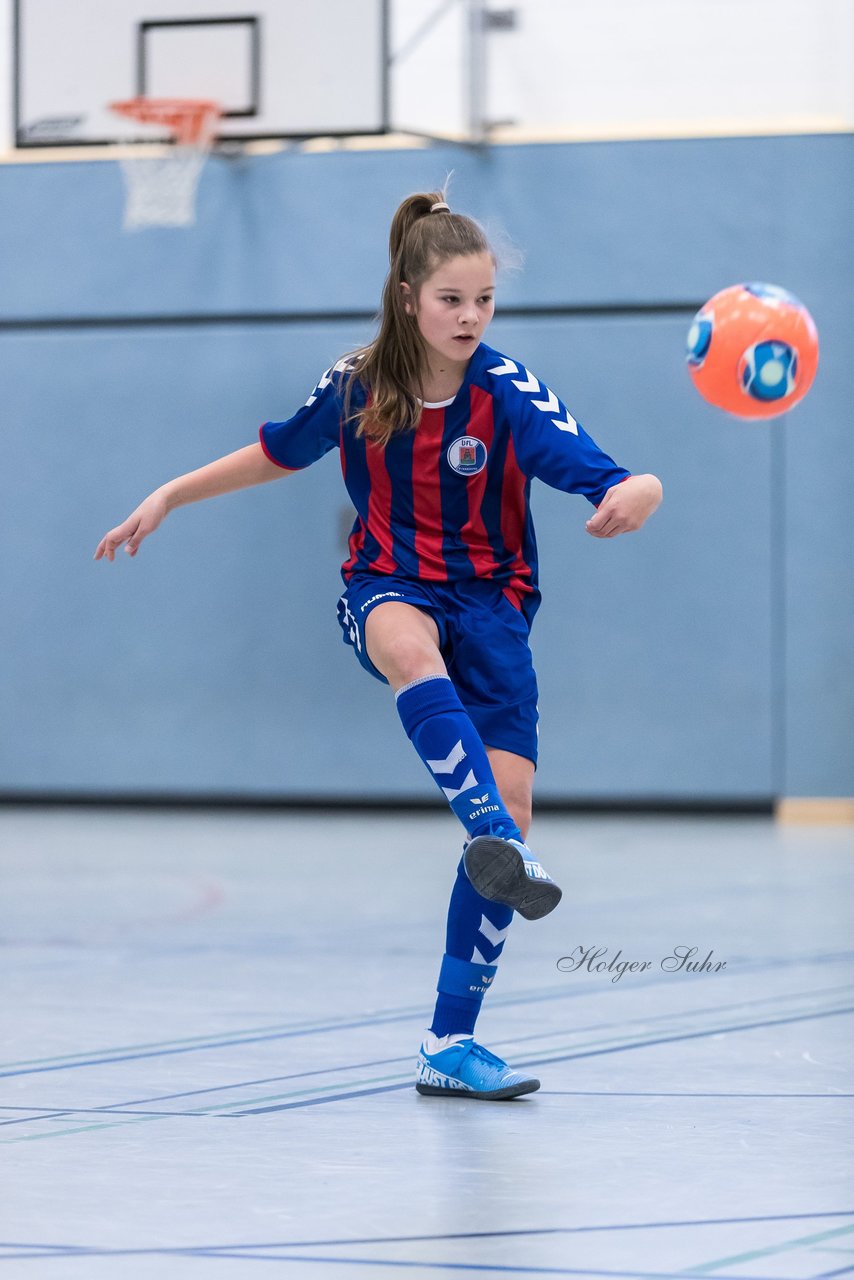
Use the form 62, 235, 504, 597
111, 100, 221, 230
119, 146, 209, 229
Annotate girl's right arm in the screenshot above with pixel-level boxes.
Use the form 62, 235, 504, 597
94, 442, 293, 561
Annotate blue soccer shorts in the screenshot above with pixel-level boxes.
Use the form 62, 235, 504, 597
336, 573, 541, 765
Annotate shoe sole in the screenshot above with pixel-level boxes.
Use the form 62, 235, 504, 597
416, 1078, 540, 1100
463, 836, 562, 921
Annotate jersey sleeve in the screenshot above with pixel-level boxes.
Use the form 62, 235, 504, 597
259, 361, 352, 470
489, 358, 631, 505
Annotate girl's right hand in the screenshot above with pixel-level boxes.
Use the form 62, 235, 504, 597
94, 490, 169, 562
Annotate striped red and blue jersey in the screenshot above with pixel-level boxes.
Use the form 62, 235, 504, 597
259, 341, 630, 602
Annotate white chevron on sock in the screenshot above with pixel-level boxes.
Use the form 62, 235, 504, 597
441, 769, 478, 802
479, 915, 510, 947
427, 740, 466, 775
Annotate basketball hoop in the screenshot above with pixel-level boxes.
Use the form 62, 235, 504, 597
110, 98, 222, 229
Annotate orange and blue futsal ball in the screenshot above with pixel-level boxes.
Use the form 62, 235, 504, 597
686, 283, 819, 419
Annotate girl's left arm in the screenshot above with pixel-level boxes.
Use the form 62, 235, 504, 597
493, 358, 662, 536
585, 473, 663, 539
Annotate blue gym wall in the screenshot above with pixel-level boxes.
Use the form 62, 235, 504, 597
1, 135, 852, 802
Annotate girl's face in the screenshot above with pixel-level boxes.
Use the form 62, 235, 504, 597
402, 252, 496, 374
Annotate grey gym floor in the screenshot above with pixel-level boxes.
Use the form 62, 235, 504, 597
2, 808, 852, 1279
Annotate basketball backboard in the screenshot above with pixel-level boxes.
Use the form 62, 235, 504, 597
14, 0, 390, 147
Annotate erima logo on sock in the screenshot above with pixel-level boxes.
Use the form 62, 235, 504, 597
468, 803, 501, 822
469, 977, 493, 993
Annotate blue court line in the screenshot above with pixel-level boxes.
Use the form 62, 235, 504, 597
0, 1251, 89, 1260
232, 1082, 412, 1113
226, 1003, 854, 1115
0, 1254, 72, 1261
18, 977, 848, 1117
4, 1090, 849, 1129
113, 1050, 413, 1107
69, 984, 854, 1114
1, 1212, 852, 1254
96, 1253, 776, 1278
0, 1246, 78, 1254
3, 948, 852, 1077
0, 979, 585, 1071
815, 1267, 854, 1278
0, 1012, 431, 1080
0, 992, 458, 1070
72, 982, 854, 1109
1, 1214, 852, 1270
0, 1051, 418, 1126
0, 1107, 245, 1127
540, 1091, 854, 1098
0, 1104, 244, 1115
0, 1247, 782, 1277
2, 971, 848, 1098
229, 999, 854, 1118
494, 982, 854, 1049
517, 1003, 854, 1070
3, 1002, 851, 1134
0, 989, 583, 1077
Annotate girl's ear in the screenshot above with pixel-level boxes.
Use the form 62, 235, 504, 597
400, 281, 414, 315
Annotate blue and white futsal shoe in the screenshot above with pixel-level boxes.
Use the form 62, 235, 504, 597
415, 1032, 540, 1100
463, 835, 562, 920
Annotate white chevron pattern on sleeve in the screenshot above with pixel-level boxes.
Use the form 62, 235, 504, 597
304, 358, 353, 407
531, 387, 559, 414
511, 369, 540, 394
488, 357, 578, 435
552, 408, 578, 434
304, 368, 331, 408
486, 357, 519, 377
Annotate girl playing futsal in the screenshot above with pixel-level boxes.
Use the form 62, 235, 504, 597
95, 190, 662, 1100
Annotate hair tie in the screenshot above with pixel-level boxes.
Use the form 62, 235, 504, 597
430, 201, 450, 213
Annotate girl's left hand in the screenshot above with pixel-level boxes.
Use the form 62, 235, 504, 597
585, 474, 663, 538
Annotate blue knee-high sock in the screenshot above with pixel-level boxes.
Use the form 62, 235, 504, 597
430, 853, 515, 1037
395, 675, 520, 841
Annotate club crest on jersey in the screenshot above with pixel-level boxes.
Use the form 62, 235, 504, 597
447, 436, 487, 476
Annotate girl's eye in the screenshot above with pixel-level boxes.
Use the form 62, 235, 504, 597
439, 295, 493, 304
